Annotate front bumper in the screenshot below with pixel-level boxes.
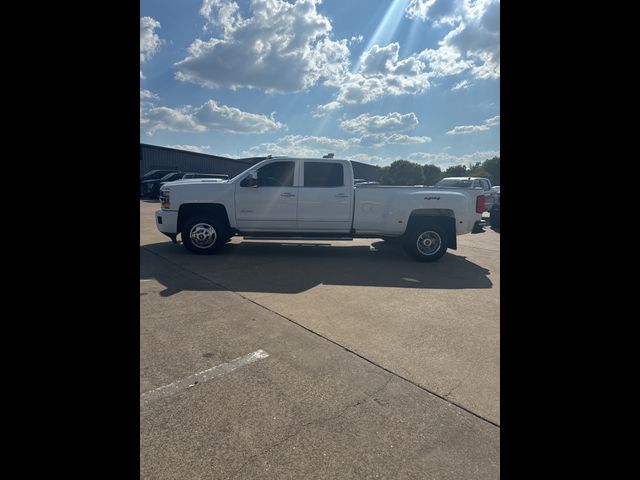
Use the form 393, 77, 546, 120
155, 209, 178, 235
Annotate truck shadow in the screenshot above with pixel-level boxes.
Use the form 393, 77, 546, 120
141, 240, 494, 297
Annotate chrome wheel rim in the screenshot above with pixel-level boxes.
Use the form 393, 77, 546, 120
416, 231, 442, 256
189, 223, 217, 249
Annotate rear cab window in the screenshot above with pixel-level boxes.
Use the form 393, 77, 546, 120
303, 162, 344, 187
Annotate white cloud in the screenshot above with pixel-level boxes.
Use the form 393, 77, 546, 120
446, 115, 499, 135
140, 16, 162, 62
331, 42, 431, 105
243, 130, 433, 157
451, 79, 470, 90
418, 45, 472, 77
355, 133, 432, 148
140, 89, 159, 116
445, 124, 489, 135
312, 101, 342, 117
141, 16, 162, 80
317, 0, 499, 107
193, 100, 286, 133
141, 107, 206, 135
244, 134, 353, 158
140, 89, 159, 100
165, 145, 211, 153
408, 150, 500, 168
405, 0, 458, 23
340, 112, 419, 134
484, 115, 500, 127
140, 100, 285, 136
175, 0, 350, 93
425, 1, 499, 80
401, 1, 500, 81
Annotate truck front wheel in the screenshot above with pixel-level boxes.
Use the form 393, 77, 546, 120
181, 216, 227, 255
402, 223, 448, 262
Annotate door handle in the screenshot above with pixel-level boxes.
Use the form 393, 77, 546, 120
280, 192, 296, 197
335, 193, 350, 198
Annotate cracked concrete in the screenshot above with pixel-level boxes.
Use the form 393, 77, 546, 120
140, 201, 500, 478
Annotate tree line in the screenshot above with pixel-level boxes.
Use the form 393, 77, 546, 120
375, 156, 500, 186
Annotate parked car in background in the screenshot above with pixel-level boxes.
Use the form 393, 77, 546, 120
141, 171, 185, 198
140, 169, 176, 195
434, 177, 497, 211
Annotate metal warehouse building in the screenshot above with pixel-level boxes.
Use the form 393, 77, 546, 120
140, 143, 380, 180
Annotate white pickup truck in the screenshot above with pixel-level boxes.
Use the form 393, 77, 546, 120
155, 156, 486, 262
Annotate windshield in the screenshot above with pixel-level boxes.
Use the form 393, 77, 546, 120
160, 172, 181, 181
143, 170, 171, 179
435, 179, 474, 188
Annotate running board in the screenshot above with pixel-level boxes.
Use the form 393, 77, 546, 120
242, 236, 354, 241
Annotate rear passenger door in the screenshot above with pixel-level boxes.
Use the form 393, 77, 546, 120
297, 161, 353, 232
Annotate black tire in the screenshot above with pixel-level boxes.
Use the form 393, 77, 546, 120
380, 236, 401, 245
181, 216, 228, 255
490, 208, 500, 229
401, 222, 448, 262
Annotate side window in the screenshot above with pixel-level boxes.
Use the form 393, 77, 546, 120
257, 161, 295, 187
481, 180, 490, 190
304, 162, 344, 187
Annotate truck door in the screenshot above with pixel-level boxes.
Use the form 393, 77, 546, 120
297, 161, 353, 232
235, 160, 298, 230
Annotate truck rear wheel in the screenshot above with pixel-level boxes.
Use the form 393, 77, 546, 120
402, 223, 448, 262
490, 207, 500, 229
181, 216, 227, 255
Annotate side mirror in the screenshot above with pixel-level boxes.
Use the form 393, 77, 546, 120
241, 170, 259, 187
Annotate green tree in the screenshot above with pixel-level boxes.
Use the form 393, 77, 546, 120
379, 160, 424, 185
482, 156, 500, 185
444, 165, 469, 177
422, 164, 443, 185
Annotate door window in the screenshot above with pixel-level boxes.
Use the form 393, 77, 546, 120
256, 161, 295, 187
304, 162, 344, 187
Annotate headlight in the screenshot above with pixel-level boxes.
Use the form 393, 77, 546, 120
160, 190, 170, 209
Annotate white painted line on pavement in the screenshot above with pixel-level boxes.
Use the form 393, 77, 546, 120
140, 349, 269, 408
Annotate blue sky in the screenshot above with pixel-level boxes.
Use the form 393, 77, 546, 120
140, 0, 499, 167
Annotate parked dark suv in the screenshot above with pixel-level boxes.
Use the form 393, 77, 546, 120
141, 171, 184, 198
140, 169, 176, 195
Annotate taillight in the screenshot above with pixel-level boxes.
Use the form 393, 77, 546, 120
476, 195, 486, 213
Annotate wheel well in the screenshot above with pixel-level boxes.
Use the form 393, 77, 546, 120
406, 210, 457, 250
178, 203, 231, 233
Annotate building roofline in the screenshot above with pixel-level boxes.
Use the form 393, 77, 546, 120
140, 143, 257, 164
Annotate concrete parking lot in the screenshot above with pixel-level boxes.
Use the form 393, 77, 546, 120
140, 199, 500, 479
